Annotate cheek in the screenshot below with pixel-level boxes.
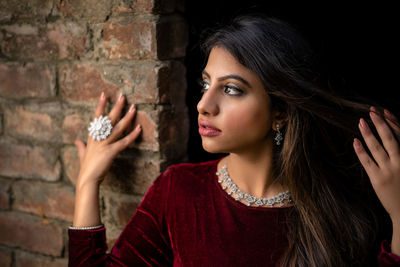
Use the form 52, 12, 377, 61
225, 101, 272, 134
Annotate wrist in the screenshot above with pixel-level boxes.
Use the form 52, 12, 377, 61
76, 175, 101, 191
391, 218, 400, 256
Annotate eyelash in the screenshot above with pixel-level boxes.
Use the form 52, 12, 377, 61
197, 79, 244, 96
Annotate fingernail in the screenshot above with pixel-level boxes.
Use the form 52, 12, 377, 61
369, 111, 378, 119
128, 104, 135, 113
118, 93, 123, 101
384, 109, 392, 117
360, 118, 369, 129
100, 91, 104, 99
353, 138, 362, 149
135, 124, 141, 131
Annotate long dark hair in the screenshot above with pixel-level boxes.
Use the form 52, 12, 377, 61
201, 14, 392, 266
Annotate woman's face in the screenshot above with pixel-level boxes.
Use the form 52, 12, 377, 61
197, 46, 275, 154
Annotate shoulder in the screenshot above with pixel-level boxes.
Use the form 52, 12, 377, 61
166, 158, 220, 178
154, 158, 222, 193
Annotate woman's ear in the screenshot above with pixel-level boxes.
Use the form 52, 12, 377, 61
272, 111, 288, 130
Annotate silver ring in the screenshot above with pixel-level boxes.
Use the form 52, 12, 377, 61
88, 115, 113, 141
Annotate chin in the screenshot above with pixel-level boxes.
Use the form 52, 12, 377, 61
201, 140, 229, 154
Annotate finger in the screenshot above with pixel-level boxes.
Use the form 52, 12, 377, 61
383, 108, 400, 136
94, 92, 107, 118
108, 93, 126, 125
353, 138, 379, 180
106, 104, 137, 143
369, 107, 400, 161
74, 140, 86, 163
110, 124, 142, 154
358, 117, 389, 167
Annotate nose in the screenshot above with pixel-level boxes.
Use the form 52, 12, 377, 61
197, 88, 219, 116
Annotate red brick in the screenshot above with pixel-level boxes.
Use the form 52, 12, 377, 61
156, 15, 188, 60
104, 193, 142, 228
0, 178, 12, 210
101, 157, 161, 195
157, 60, 187, 106
62, 112, 88, 144
0, 211, 63, 256
0, 22, 87, 60
159, 106, 189, 160
131, 0, 156, 13
0, 246, 12, 267
96, 18, 157, 60
0, 62, 56, 99
0, 141, 61, 181
59, 61, 163, 103
55, 0, 113, 22
62, 146, 80, 185
132, 109, 158, 151
59, 63, 120, 102
13, 180, 75, 222
0, 0, 53, 22
15, 250, 67, 267
3, 103, 61, 142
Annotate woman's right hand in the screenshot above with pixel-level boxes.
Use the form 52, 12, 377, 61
74, 92, 142, 188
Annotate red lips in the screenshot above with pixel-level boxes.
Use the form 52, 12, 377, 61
198, 120, 221, 137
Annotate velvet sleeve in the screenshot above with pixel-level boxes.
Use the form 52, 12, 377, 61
68, 167, 174, 267
378, 240, 400, 266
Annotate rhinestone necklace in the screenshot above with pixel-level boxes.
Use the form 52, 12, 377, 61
216, 164, 293, 207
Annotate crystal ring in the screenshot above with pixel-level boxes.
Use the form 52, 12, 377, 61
88, 115, 113, 141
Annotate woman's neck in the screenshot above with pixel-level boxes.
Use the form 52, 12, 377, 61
217, 144, 287, 199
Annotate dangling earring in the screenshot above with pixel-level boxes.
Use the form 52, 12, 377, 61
274, 123, 283, 145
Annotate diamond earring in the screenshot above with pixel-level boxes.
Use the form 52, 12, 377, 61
274, 123, 283, 145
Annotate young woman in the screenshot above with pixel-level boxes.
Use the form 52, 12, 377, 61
69, 15, 400, 266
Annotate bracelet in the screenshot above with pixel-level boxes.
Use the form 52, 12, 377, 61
69, 224, 104, 230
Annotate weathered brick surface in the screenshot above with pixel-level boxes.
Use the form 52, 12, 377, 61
61, 146, 80, 184
157, 60, 187, 106
130, 109, 159, 151
55, 0, 113, 22
0, 62, 56, 99
0, 211, 64, 256
0, 21, 88, 60
0, 0, 54, 22
59, 61, 164, 103
0, 178, 12, 210
3, 103, 62, 142
157, 15, 188, 60
159, 106, 189, 161
103, 192, 142, 228
62, 112, 86, 144
94, 17, 157, 60
15, 250, 68, 267
101, 157, 161, 195
13, 180, 75, 222
0, 246, 12, 267
0, 141, 61, 181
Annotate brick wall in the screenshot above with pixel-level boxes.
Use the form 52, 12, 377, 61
0, 0, 188, 265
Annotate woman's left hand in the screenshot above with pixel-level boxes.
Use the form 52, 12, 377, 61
353, 106, 400, 223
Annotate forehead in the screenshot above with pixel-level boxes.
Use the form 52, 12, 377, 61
204, 46, 249, 75
204, 46, 265, 90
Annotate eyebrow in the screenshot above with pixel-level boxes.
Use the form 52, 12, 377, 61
202, 70, 252, 88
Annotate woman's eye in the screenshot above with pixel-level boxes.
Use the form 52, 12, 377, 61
198, 79, 209, 93
224, 85, 243, 96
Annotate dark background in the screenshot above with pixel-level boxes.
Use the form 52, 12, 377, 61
183, 2, 399, 162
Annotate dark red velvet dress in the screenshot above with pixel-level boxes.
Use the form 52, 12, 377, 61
69, 158, 400, 266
